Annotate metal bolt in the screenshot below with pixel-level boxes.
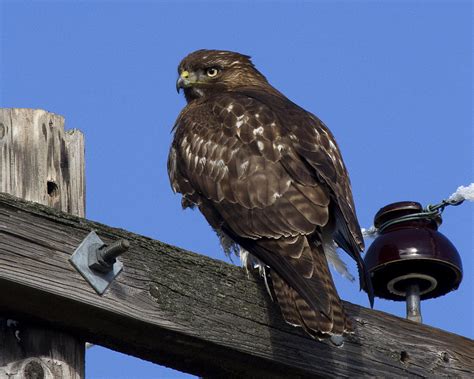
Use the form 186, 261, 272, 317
71, 231, 126, 294
89, 239, 129, 273
99, 239, 130, 265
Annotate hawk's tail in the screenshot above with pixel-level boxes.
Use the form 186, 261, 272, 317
270, 242, 351, 338
227, 230, 351, 338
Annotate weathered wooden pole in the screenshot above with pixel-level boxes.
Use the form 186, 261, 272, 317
0, 108, 85, 378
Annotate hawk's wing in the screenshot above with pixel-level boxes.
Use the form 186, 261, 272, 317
168, 91, 373, 335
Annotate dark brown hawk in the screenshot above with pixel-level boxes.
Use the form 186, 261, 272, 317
168, 49, 374, 338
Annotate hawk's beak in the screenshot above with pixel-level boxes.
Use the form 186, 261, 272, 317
176, 70, 194, 93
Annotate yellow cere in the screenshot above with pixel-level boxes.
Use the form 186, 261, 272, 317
180, 71, 189, 79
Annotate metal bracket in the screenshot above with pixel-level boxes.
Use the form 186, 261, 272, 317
69, 231, 128, 295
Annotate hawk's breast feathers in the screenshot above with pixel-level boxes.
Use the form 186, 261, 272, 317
169, 91, 362, 246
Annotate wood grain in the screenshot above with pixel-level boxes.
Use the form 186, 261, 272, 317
0, 192, 472, 378
0, 108, 85, 378
0, 108, 85, 217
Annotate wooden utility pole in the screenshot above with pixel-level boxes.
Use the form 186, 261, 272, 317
0, 109, 85, 378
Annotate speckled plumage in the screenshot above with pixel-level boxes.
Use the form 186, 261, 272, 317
168, 49, 373, 338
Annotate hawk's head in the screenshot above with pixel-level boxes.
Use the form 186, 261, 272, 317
176, 49, 268, 102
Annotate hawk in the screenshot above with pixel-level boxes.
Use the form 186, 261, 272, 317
168, 49, 374, 338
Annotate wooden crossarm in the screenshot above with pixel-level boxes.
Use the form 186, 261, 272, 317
0, 192, 472, 378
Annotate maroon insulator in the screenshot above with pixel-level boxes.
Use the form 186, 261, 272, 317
364, 201, 463, 322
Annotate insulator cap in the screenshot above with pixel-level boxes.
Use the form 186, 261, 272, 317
364, 201, 463, 301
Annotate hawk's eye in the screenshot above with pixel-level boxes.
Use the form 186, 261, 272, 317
206, 67, 219, 77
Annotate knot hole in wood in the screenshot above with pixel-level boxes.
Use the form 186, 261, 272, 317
47, 181, 59, 198
400, 351, 409, 363
23, 359, 45, 379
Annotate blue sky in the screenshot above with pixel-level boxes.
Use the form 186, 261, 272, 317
1, 1, 472, 378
